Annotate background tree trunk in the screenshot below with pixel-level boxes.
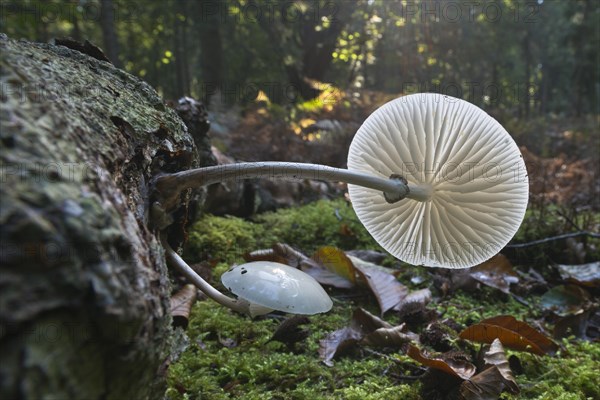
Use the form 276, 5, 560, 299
0, 34, 202, 400
100, 0, 121, 67
198, 0, 223, 106
174, 0, 191, 98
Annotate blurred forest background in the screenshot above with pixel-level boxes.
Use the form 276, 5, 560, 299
2, 0, 599, 212
2, 0, 598, 115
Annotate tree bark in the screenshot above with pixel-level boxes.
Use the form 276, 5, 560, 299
0, 34, 200, 400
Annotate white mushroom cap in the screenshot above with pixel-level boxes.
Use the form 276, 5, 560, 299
221, 261, 333, 315
348, 93, 528, 269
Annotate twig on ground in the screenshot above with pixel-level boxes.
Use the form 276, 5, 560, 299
506, 231, 600, 248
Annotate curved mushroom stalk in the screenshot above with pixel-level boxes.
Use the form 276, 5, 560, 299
156, 93, 527, 271
153, 161, 412, 212
162, 236, 332, 317
161, 235, 252, 315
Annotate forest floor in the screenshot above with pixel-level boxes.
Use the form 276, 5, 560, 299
166, 90, 599, 400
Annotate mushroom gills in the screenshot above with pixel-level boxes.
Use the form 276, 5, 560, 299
347, 93, 528, 269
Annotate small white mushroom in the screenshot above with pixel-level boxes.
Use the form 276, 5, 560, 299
347, 93, 528, 268
162, 236, 331, 317
221, 261, 333, 316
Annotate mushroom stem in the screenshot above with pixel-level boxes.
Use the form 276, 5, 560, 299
161, 235, 250, 315
406, 183, 433, 202
154, 162, 410, 206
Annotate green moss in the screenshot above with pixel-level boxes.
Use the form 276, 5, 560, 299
185, 215, 266, 264
436, 288, 532, 327
334, 382, 421, 400
502, 340, 600, 400
172, 199, 599, 399
253, 199, 379, 255
166, 301, 420, 400
186, 199, 380, 264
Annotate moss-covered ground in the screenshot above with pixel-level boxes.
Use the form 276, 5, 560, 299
167, 199, 599, 400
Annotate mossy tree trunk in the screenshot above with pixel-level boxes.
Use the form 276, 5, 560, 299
0, 35, 203, 399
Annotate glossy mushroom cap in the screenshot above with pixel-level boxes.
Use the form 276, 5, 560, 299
221, 261, 333, 315
348, 93, 528, 269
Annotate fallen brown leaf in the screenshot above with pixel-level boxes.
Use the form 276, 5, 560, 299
319, 326, 363, 367
350, 255, 408, 315
319, 308, 405, 366
540, 284, 591, 317
459, 315, 558, 355
553, 309, 594, 339
313, 246, 358, 284
349, 307, 392, 332
302, 263, 355, 289
407, 345, 476, 380
469, 254, 519, 294
482, 316, 557, 354
306, 247, 411, 312
394, 288, 432, 315
361, 324, 418, 348
416, 339, 519, 400
459, 366, 506, 400
300, 246, 355, 288
345, 249, 387, 264
556, 262, 600, 287
481, 338, 519, 394
170, 284, 197, 329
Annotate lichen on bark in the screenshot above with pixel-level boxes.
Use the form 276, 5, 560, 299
0, 34, 199, 399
